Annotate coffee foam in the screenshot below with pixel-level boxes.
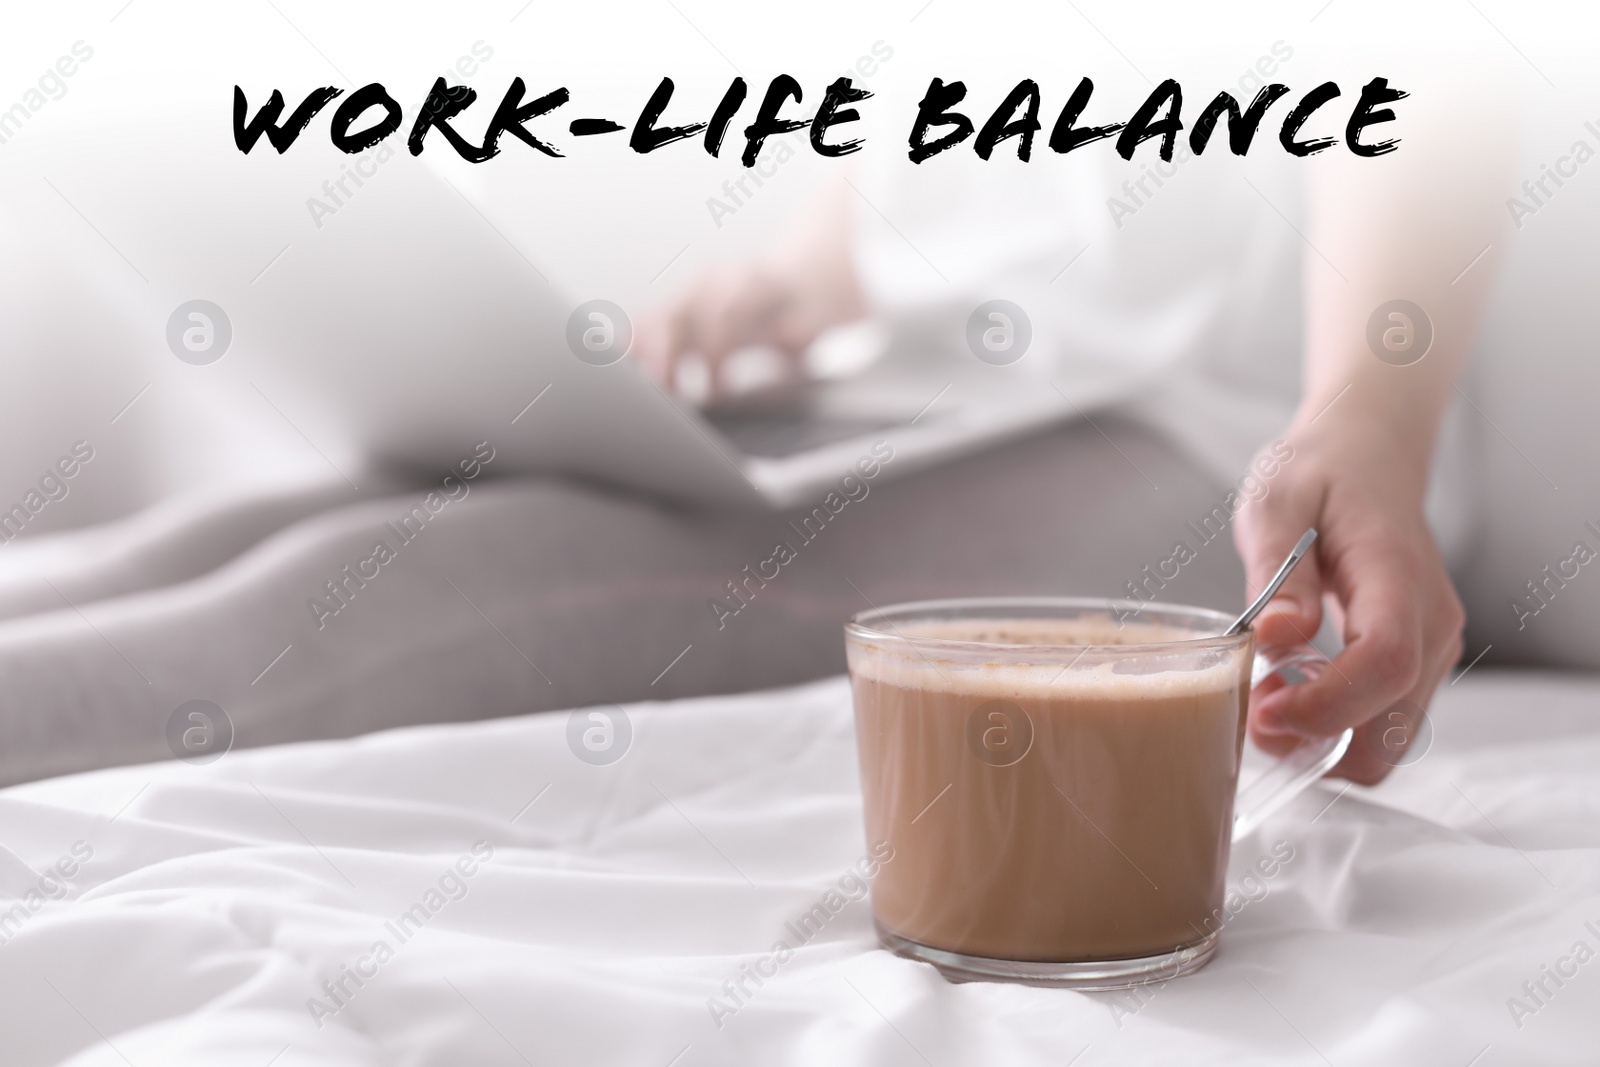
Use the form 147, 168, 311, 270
892, 616, 1202, 646
848, 616, 1244, 701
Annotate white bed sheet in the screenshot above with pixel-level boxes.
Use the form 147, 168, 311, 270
0, 670, 1596, 1066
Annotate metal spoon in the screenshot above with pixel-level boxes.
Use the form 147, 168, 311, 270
1225, 528, 1317, 636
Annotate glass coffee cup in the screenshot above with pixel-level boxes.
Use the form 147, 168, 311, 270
844, 596, 1351, 990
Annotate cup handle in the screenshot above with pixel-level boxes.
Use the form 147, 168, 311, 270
1232, 646, 1354, 842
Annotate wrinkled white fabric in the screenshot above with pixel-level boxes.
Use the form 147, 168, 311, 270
0, 670, 1594, 1066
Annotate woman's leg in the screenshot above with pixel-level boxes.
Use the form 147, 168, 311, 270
0, 414, 1244, 785
0, 473, 403, 623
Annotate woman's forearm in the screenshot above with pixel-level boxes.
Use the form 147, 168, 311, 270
1296, 73, 1513, 489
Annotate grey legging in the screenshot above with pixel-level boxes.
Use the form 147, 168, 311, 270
0, 415, 1248, 785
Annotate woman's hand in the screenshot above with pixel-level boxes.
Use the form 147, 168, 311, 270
1234, 58, 1512, 784
634, 180, 864, 407
1234, 418, 1465, 784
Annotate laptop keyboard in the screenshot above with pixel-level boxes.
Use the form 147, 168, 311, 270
710, 414, 903, 458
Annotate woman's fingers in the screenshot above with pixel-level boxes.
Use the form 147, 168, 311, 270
1247, 503, 1465, 784
1233, 470, 1326, 652
1331, 618, 1461, 783
631, 304, 685, 391
631, 184, 865, 405
1249, 601, 1449, 785
634, 267, 803, 403
1255, 535, 1424, 731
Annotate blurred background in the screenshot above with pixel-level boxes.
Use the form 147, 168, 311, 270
0, 1, 1596, 780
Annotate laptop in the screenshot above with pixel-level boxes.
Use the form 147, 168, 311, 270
39, 117, 1118, 510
